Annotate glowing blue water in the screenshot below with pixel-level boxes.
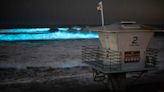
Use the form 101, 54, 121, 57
71, 27, 81, 31
0, 28, 50, 33
57, 28, 69, 31
0, 28, 99, 41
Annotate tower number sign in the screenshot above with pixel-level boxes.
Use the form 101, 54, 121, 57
130, 36, 139, 46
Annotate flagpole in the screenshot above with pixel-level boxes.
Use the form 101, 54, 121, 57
100, 1, 104, 28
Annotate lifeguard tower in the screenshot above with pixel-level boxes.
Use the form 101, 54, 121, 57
82, 21, 161, 91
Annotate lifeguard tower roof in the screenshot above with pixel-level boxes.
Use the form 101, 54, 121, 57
89, 21, 162, 32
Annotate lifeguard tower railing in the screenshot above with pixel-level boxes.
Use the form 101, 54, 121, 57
82, 46, 122, 72
82, 46, 158, 73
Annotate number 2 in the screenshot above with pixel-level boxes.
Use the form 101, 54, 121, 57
131, 36, 138, 46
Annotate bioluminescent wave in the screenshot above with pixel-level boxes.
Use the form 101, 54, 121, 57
0, 28, 99, 41
57, 28, 69, 31
71, 27, 81, 31
0, 28, 50, 33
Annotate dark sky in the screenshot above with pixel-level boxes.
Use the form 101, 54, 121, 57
0, 0, 164, 28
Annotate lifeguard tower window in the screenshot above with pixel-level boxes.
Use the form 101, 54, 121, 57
124, 51, 140, 63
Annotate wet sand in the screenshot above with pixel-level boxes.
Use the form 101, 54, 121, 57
0, 39, 99, 68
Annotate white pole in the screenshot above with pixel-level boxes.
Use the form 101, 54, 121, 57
100, 1, 104, 28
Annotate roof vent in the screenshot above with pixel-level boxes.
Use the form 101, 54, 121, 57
120, 21, 140, 29
120, 21, 136, 24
